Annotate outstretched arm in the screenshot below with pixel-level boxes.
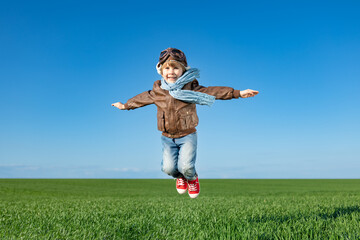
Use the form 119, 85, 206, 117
111, 90, 155, 110
191, 80, 259, 100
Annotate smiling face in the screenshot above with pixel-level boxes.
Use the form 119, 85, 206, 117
161, 60, 185, 83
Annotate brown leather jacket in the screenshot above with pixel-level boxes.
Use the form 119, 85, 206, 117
124, 80, 241, 138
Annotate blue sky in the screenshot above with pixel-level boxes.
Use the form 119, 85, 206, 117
1, 0, 359, 178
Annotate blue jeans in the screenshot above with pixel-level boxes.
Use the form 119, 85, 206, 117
161, 132, 198, 181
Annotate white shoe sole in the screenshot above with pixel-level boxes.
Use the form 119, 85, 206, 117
177, 189, 187, 194
189, 193, 199, 198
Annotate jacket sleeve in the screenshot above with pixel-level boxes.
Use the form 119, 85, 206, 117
123, 90, 155, 110
191, 80, 241, 100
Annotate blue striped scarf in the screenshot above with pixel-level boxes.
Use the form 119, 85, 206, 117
160, 68, 215, 106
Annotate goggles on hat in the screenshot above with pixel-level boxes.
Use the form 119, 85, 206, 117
159, 48, 187, 66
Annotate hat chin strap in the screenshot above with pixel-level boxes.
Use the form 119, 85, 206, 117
156, 62, 191, 75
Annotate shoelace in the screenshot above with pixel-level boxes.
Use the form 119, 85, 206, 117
188, 181, 198, 191
177, 178, 186, 186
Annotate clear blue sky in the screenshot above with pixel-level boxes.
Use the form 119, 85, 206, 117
1, 0, 359, 178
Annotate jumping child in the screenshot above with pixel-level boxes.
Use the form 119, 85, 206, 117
112, 48, 259, 198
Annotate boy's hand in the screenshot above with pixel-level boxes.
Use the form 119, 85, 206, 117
111, 102, 125, 110
240, 89, 259, 98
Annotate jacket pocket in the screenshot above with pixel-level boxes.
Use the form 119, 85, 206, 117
179, 115, 191, 130
178, 110, 198, 130
157, 111, 165, 131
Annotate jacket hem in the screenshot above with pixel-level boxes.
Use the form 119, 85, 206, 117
161, 128, 196, 139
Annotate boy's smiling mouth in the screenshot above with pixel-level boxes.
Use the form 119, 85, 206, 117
167, 75, 177, 80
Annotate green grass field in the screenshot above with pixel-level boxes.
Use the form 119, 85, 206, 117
1, 179, 360, 239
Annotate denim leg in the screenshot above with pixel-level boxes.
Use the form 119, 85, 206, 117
161, 135, 182, 178
177, 132, 198, 181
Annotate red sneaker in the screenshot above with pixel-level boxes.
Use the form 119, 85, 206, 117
176, 177, 187, 194
187, 177, 200, 199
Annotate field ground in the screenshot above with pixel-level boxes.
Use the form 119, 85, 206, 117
1, 179, 360, 239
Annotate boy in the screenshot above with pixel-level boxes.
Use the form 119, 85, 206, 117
112, 48, 259, 198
